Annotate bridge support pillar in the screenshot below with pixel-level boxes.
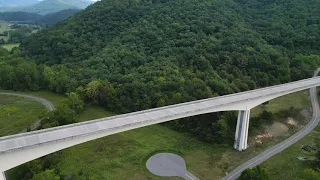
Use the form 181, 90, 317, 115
234, 110, 250, 151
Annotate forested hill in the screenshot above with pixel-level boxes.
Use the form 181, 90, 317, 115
0, 0, 317, 144
0, 11, 42, 22
20, 0, 320, 108
21, 0, 320, 81
37, 9, 81, 26
0, 10, 80, 25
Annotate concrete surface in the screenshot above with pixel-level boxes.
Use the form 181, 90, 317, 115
146, 153, 199, 180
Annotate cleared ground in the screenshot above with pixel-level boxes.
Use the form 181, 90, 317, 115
4, 90, 312, 180
0, 95, 46, 136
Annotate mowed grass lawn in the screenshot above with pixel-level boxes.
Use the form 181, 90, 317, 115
4, 89, 313, 180
1, 43, 20, 51
0, 95, 46, 136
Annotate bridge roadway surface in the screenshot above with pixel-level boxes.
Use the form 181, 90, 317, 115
222, 68, 320, 180
1, 76, 320, 174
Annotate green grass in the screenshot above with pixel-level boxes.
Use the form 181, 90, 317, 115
251, 90, 310, 117
261, 124, 320, 179
260, 91, 320, 179
0, 90, 65, 106
1, 43, 20, 51
0, 21, 12, 33
0, 95, 46, 136
0, 90, 66, 137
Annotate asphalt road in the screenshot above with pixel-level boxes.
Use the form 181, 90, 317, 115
0, 92, 54, 111
222, 68, 320, 180
0, 92, 55, 131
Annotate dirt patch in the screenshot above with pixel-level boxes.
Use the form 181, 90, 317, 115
253, 122, 289, 145
264, 122, 289, 137
286, 117, 298, 127
255, 132, 273, 144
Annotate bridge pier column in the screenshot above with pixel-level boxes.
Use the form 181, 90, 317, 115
234, 110, 250, 151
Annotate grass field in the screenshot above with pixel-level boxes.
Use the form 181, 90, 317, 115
0, 90, 65, 106
0, 21, 12, 33
1, 43, 20, 51
261, 90, 320, 179
3, 90, 313, 180
251, 90, 310, 117
0, 90, 66, 137
261, 122, 320, 179
0, 95, 46, 137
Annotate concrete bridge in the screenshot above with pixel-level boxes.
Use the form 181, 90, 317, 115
1, 77, 320, 180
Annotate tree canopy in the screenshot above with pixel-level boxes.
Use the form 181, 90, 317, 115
1, 0, 319, 145
238, 166, 270, 180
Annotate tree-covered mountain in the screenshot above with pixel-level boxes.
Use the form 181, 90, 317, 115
0, 9, 80, 25
37, 9, 81, 26
5, 0, 320, 143
0, 11, 42, 23
0, 0, 92, 15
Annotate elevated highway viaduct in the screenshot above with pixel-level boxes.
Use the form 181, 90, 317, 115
1, 76, 320, 180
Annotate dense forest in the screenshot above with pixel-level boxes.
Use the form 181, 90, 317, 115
0, 9, 80, 26
1, 0, 320, 179
0, 11, 41, 23
37, 9, 81, 26
18, 0, 320, 141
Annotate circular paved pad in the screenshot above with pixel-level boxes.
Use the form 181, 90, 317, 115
146, 153, 199, 180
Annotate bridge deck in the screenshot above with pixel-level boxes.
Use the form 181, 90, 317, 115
1, 77, 320, 154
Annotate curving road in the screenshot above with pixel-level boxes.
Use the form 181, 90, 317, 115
0, 92, 54, 111
0, 92, 54, 180
0, 92, 55, 131
223, 69, 320, 180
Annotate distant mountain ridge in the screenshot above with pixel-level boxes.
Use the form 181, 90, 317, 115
0, 0, 93, 15
38, 9, 81, 26
0, 0, 39, 7
0, 9, 80, 26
